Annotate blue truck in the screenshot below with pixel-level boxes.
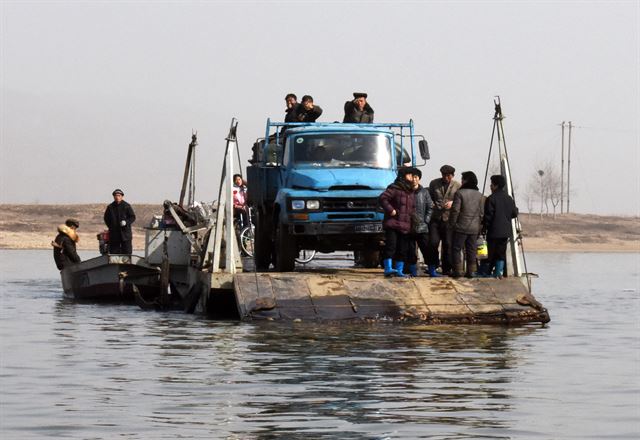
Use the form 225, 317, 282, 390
247, 120, 429, 272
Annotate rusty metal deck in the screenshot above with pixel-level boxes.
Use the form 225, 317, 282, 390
233, 269, 549, 324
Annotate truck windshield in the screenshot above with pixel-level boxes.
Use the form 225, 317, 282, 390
290, 133, 392, 168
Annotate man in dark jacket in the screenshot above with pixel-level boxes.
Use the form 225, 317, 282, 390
450, 171, 484, 278
379, 167, 417, 277
103, 189, 136, 254
294, 95, 323, 122
426, 164, 461, 276
483, 175, 518, 278
343, 92, 374, 123
284, 93, 298, 122
411, 169, 434, 276
52, 218, 81, 270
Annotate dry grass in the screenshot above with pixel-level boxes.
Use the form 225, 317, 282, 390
0, 204, 638, 252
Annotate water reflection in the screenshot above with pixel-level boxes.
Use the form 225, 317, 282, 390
3, 250, 638, 439
225, 323, 539, 438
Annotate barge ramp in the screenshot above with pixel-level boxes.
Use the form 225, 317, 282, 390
230, 269, 549, 324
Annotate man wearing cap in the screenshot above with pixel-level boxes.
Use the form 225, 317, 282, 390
103, 189, 136, 254
52, 218, 81, 270
426, 165, 461, 276
343, 92, 374, 123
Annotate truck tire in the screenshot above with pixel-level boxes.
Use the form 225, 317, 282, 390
359, 250, 381, 268
254, 210, 273, 271
275, 222, 296, 272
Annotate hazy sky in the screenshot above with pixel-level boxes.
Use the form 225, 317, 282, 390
1, 1, 638, 215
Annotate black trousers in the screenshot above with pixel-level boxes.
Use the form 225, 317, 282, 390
109, 240, 132, 254
427, 221, 453, 271
415, 233, 429, 265
452, 232, 478, 274
383, 229, 417, 264
487, 238, 509, 273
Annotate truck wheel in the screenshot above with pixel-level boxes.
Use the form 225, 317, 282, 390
254, 211, 273, 271
275, 223, 296, 272
359, 250, 381, 268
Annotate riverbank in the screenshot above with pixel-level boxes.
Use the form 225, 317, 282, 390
0, 204, 638, 252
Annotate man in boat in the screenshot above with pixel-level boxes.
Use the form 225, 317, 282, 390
426, 165, 461, 277
343, 92, 374, 123
52, 218, 81, 270
482, 174, 518, 278
103, 189, 136, 254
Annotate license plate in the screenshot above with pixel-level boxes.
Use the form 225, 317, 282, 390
355, 223, 382, 233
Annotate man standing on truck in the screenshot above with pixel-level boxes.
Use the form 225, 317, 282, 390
427, 165, 460, 277
103, 189, 136, 254
379, 167, 417, 277
294, 95, 323, 122
343, 92, 374, 123
284, 93, 298, 122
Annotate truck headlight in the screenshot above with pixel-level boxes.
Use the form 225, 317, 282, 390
306, 200, 320, 210
291, 200, 305, 210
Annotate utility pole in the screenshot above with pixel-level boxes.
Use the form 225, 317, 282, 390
560, 121, 565, 214
538, 169, 545, 218
567, 121, 573, 213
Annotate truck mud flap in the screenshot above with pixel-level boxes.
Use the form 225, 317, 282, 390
233, 271, 549, 325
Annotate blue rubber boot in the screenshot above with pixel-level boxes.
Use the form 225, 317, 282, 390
394, 261, 408, 278
494, 260, 505, 279
383, 258, 396, 277
428, 265, 442, 277
408, 264, 418, 277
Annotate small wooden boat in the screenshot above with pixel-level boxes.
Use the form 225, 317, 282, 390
60, 254, 161, 302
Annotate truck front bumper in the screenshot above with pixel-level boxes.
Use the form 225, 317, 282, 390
288, 221, 383, 235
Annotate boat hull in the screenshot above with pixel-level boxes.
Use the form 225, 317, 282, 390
61, 255, 161, 302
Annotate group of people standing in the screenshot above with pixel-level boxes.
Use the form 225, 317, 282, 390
379, 165, 518, 278
284, 92, 374, 124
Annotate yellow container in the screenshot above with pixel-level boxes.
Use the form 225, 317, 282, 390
477, 237, 488, 260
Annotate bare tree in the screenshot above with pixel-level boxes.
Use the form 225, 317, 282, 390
524, 159, 562, 219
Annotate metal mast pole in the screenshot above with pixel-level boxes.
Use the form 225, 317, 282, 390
493, 97, 524, 277
560, 121, 565, 214
567, 121, 572, 213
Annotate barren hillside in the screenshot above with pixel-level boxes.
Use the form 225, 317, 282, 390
0, 204, 638, 252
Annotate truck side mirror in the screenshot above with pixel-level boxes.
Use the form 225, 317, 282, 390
418, 140, 430, 160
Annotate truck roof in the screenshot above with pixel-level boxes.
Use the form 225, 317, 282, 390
283, 122, 394, 135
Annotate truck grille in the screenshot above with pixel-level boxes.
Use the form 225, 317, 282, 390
322, 198, 379, 212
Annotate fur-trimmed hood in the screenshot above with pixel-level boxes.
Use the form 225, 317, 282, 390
57, 224, 79, 242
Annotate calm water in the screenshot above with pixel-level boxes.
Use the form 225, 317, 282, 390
1, 250, 638, 439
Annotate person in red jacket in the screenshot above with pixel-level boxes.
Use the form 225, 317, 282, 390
379, 167, 417, 277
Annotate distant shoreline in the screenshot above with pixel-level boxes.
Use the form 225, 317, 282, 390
1, 204, 638, 253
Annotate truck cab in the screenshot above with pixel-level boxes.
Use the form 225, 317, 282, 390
247, 120, 428, 271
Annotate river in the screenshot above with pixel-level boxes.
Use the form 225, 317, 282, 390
1, 250, 638, 439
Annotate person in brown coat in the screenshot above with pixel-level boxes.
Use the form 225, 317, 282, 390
426, 164, 461, 276
379, 167, 417, 277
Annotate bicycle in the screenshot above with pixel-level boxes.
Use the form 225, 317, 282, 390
238, 207, 316, 264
